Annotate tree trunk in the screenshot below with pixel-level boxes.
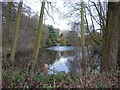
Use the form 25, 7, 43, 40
10, 1, 23, 62
101, 2, 120, 72
31, 1, 45, 68
118, 33, 120, 69
80, 0, 87, 75
3, 2, 12, 64
0, 2, 2, 88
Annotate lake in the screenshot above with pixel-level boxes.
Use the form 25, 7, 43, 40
46, 46, 80, 74
15, 46, 100, 74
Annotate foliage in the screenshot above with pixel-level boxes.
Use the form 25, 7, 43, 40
2, 67, 119, 88
58, 33, 66, 46
96, 81, 107, 88
45, 25, 58, 47
2, 1, 120, 89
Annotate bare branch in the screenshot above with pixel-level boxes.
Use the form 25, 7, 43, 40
85, 5, 101, 26
44, 7, 55, 24
85, 9, 100, 46
47, 1, 60, 14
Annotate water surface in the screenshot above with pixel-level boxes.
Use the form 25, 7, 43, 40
47, 46, 76, 51
15, 46, 100, 74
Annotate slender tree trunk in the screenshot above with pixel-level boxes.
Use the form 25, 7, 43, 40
80, 0, 87, 75
31, 1, 45, 68
10, 1, 23, 62
117, 3, 120, 69
3, 2, 12, 64
101, 2, 120, 72
0, 2, 2, 88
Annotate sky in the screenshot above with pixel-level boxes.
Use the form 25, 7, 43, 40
23, 0, 110, 31
24, 0, 71, 31
2, 0, 119, 31
0, 0, 70, 30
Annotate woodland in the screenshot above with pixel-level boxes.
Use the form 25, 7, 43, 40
1, 0, 120, 88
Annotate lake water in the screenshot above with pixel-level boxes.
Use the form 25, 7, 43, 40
15, 46, 100, 74
47, 46, 100, 74
47, 46, 76, 51
46, 46, 79, 74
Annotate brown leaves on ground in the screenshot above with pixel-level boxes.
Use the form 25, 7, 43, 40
2, 69, 120, 88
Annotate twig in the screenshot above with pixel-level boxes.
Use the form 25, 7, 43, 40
47, 1, 60, 14
44, 7, 55, 24
53, 78, 56, 88
79, 77, 83, 87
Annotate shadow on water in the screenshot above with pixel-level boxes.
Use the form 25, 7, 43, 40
14, 46, 100, 74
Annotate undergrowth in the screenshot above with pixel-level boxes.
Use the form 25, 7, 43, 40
2, 67, 120, 88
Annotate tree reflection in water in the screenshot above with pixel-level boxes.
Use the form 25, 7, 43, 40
14, 46, 100, 74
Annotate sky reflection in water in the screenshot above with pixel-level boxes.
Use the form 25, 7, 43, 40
47, 46, 100, 74
47, 46, 78, 74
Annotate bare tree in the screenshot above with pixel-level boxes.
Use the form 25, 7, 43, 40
3, 2, 12, 64
80, 0, 87, 75
30, 1, 45, 69
10, 1, 23, 62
